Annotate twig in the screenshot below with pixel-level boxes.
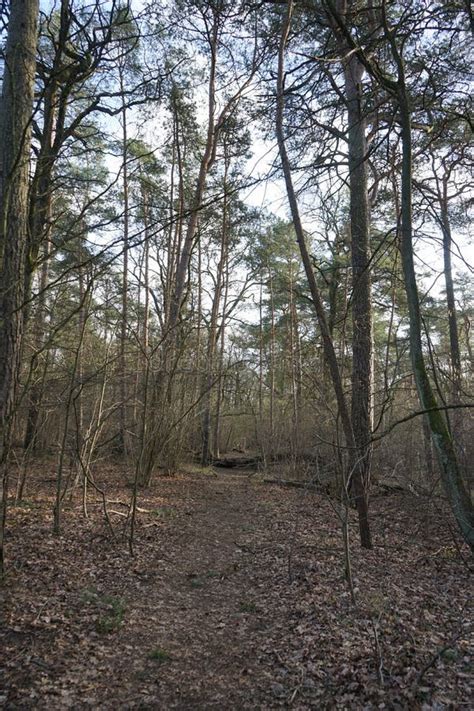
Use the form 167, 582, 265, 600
372, 613, 384, 685
414, 626, 470, 688
288, 667, 305, 705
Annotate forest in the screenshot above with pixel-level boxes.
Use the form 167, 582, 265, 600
0, 0, 473, 708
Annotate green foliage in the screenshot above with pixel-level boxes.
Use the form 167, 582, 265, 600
188, 576, 204, 589
95, 595, 126, 634
148, 647, 171, 662
12, 500, 37, 510
441, 648, 459, 662
81, 589, 126, 634
239, 601, 257, 613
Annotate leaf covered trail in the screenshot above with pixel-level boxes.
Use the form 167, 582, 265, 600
1, 466, 472, 709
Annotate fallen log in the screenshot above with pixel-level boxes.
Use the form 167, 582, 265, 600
212, 450, 327, 470
263, 477, 318, 490
213, 456, 261, 469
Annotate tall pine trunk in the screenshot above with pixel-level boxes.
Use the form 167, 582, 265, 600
276, 0, 372, 548
119, 72, 130, 455
344, 53, 373, 496
397, 91, 473, 550
332, 0, 373, 514
201, 157, 229, 466
0, 0, 39, 576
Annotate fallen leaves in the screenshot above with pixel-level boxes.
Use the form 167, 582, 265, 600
1, 463, 472, 709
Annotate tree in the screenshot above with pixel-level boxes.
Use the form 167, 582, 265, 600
0, 0, 39, 575
324, 0, 474, 549
137, 0, 263, 484
22, 0, 146, 453
275, 0, 372, 549
331, 0, 374, 501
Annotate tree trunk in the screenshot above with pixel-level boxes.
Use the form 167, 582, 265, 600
396, 81, 474, 549
25, 0, 69, 288
326, 0, 473, 550
212, 252, 230, 458
276, 1, 372, 549
439, 191, 464, 462
201, 157, 229, 466
332, 0, 373, 503
138, 20, 220, 483
258, 280, 264, 425
119, 74, 130, 455
441, 208, 462, 392
344, 49, 373, 495
268, 266, 276, 442
24, 239, 51, 452
288, 265, 302, 453
0, 0, 39, 576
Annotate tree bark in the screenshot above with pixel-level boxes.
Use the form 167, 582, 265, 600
212, 251, 230, 458
0, 0, 39, 576
201, 157, 229, 466
335, 1, 373, 496
325, 0, 473, 550
23, 239, 51, 452
397, 91, 473, 549
268, 265, 276, 442
440, 200, 462, 401
119, 68, 130, 455
276, 1, 372, 549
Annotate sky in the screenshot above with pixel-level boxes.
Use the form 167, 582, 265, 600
21, 0, 473, 312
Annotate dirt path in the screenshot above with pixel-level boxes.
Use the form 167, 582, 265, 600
1, 468, 472, 709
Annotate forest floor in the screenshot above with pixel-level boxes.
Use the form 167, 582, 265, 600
1, 461, 472, 710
